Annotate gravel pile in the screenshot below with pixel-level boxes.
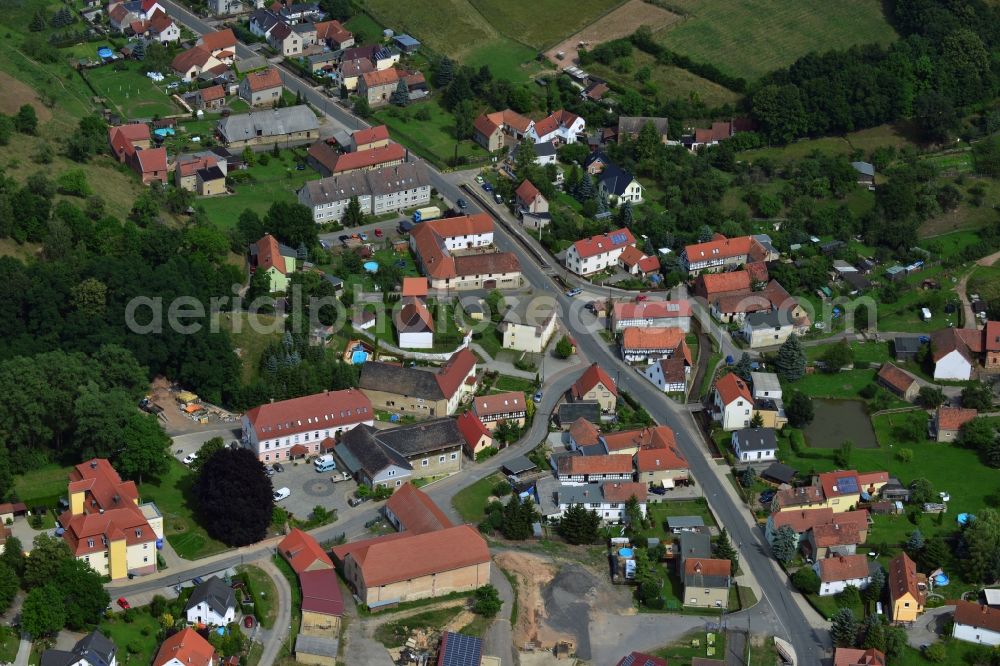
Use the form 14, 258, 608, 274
542, 564, 598, 659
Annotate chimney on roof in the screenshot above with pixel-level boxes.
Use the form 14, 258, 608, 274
90, 460, 98, 469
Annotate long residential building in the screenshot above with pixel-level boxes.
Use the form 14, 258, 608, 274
241, 389, 374, 463
564, 229, 636, 276
298, 162, 431, 223
612, 300, 692, 332
58, 459, 163, 581
217, 106, 319, 148
681, 234, 777, 275
409, 214, 521, 290
358, 348, 478, 417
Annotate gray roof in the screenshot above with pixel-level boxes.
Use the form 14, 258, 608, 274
677, 532, 711, 562
666, 516, 704, 529
295, 635, 340, 659
744, 310, 788, 329
557, 484, 607, 506
557, 401, 600, 425
843, 272, 871, 291
750, 372, 780, 394
323, 274, 343, 288
533, 141, 557, 157
578, 444, 606, 456
617, 116, 669, 136
300, 163, 431, 206
392, 34, 420, 47
218, 106, 319, 143
598, 163, 637, 197
375, 418, 464, 457
501, 296, 555, 330
502, 455, 537, 475
339, 425, 411, 477
359, 361, 445, 400
197, 165, 226, 181
42, 631, 116, 666
235, 55, 269, 74
733, 427, 777, 451
761, 462, 796, 484
684, 566, 730, 590
851, 161, 875, 177
308, 51, 339, 65
894, 336, 923, 353
292, 22, 316, 34
185, 575, 235, 616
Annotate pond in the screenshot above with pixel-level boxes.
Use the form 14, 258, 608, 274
803, 399, 878, 449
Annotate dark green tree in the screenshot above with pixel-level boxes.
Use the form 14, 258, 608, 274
713, 527, 738, 574
29, 10, 46, 31
194, 448, 273, 547
54, 558, 110, 629
0, 535, 25, 580
961, 381, 993, 411
15, 105, 38, 135
353, 96, 371, 118
21, 585, 65, 637
820, 339, 853, 373
739, 466, 757, 488
558, 503, 601, 545
390, 79, 409, 107
732, 353, 753, 380
862, 616, 886, 652
433, 56, 454, 87
906, 529, 925, 553
472, 584, 502, 617
785, 391, 814, 427
909, 478, 935, 505
771, 525, 797, 562
775, 333, 806, 380
831, 607, 860, 648
554, 335, 574, 359
865, 566, 885, 605
190, 437, 227, 476
132, 39, 146, 61
917, 386, 945, 409
24, 534, 71, 589
0, 562, 17, 613
835, 440, 853, 468
500, 493, 536, 540
343, 196, 365, 227
792, 566, 820, 594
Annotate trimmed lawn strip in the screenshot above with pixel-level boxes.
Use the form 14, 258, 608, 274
0, 627, 19, 664
373, 606, 464, 648
14, 463, 71, 508
99, 610, 161, 665
653, 630, 728, 662
215, 312, 284, 383
457, 614, 491, 638
493, 374, 536, 394
273, 554, 302, 659
237, 564, 278, 629
374, 103, 490, 169
139, 460, 228, 560
586, 50, 742, 109
452, 472, 505, 523
82, 60, 180, 119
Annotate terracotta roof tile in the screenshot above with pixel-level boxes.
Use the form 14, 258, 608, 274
153, 629, 214, 666
816, 554, 869, 583
572, 363, 618, 399
698, 270, 751, 295
568, 417, 600, 446
613, 301, 692, 322
385, 482, 453, 534
771, 508, 834, 533
602, 481, 647, 503
833, 648, 886, 666
515, 179, 541, 203
877, 363, 915, 393
684, 235, 752, 262
244, 389, 372, 441
352, 124, 389, 145
299, 568, 343, 616
683, 557, 731, 578
557, 454, 633, 476
887, 552, 924, 609
936, 406, 978, 431
954, 600, 1000, 633
571, 228, 635, 259
199, 28, 236, 52
714, 373, 752, 405
621, 326, 684, 351
245, 67, 282, 92
279, 528, 333, 574
456, 411, 491, 455
474, 391, 525, 419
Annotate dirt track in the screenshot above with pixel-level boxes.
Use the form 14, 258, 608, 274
543, 0, 681, 66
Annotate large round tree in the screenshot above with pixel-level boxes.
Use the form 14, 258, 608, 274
194, 448, 273, 546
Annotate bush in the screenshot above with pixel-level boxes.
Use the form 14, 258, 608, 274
792, 567, 821, 594
859, 383, 878, 399
896, 448, 913, 463
492, 481, 512, 497
127, 642, 141, 654
924, 642, 947, 663
645, 596, 665, 609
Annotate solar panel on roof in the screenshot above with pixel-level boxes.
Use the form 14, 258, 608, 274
836, 476, 858, 493
439, 632, 482, 666
610, 232, 627, 244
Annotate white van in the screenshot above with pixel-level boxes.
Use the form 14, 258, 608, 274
314, 454, 336, 472
921, 307, 932, 321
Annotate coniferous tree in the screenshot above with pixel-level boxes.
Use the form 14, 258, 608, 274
775, 333, 806, 380
390, 79, 409, 106
434, 56, 454, 87
577, 172, 593, 202
831, 608, 860, 648
732, 353, 753, 380
771, 525, 797, 562
714, 527, 739, 574
29, 10, 46, 31
132, 39, 146, 60
558, 503, 600, 545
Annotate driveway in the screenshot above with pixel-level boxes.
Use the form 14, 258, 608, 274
907, 605, 955, 648
171, 427, 240, 463
256, 559, 293, 666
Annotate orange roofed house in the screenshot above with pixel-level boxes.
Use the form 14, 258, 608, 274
473, 109, 534, 152
571, 362, 618, 412
277, 528, 344, 657
814, 554, 872, 596
876, 363, 918, 402
473, 391, 527, 431
887, 552, 925, 623
153, 628, 215, 666
564, 228, 636, 276
456, 412, 493, 458
332, 484, 490, 608
834, 648, 886, 666
241, 389, 374, 463
710, 372, 754, 431
682, 234, 776, 275
59, 459, 163, 581
556, 453, 633, 485
239, 67, 283, 107
932, 406, 978, 442
409, 214, 521, 290
683, 558, 732, 608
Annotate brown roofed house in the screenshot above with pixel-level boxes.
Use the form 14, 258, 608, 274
571, 362, 618, 412
877, 362, 918, 401
933, 406, 978, 442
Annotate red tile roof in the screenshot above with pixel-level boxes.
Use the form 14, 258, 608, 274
603, 425, 676, 453
515, 179, 541, 203
621, 326, 684, 351
299, 568, 344, 616
985, 321, 1000, 351
816, 554, 869, 583
314, 19, 351, 45
278, 528, 333, 574
153, 629, 215, 666
818, 470, 861, 499
352, 124, 389, 146
401, 276, 428, 297
135, 147, 167, 174
200, 84, 225, 102
533, 109, 581, 139
474, 391, 525, 419
572, 363, 618, 399
245, 67, 282, 92
474, 114, 500, 140
557, 454, 633, 476
888, 552, 924, 609
456, 411, 492, 455
618, 245, 646, 268
684, 235, 753, 263
255, 233, 288, 274
453, 252, 520, 278
571, 228, 635, 259
602, 481, 647, 503
931, 327, 983, 363
568, 417, 600, 446
409, 214, 494, 280
811, 522, 863, 548
613, 301, 692, 322
699, 270, 752, 296
714, 372, 752, 405
385, 482, 453, 534
172, 45, 214, 74
397, 297, 434, 333
683, 557, 731, 578
954, 600, 1000, 633
199, 28, 236, 53
635, 442, 688, 473
486, 109, 532, 133
148, 13, 174, 34
244, 389, 372, 441
773, 484, 824, 510
877, 362, 915, 394
329, 143, 406, 174
770, 508, 835, 533
833, 648, 886, 666
435, 348, 477, 399
337, 524, 489, 587
422, 213, 493, 238
361, 67, 402, 88
636, 255, 661, 274
108, 123, 150, 158
936, 406, 978, 431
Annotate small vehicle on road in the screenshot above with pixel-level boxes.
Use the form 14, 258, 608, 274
374, 228, 383, 238
533, 391, 543, 404
566, 288, 582, 297
117, 598, 131, 610
182, 453, 197, 465
482, 182, 493, 192
273, 487, 291, 502
272, 462, 284, 473
456, 198, 468, 209
475, 175, 485, 184
348, 495, 368, 507
358, 232, 368, 241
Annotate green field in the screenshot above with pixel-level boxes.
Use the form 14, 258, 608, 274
198, 148, 320, 228
374, 102, 490, 169
215, 312, 284, 382
655, 0, 897, 81
99, 611, 162, 665
452, 471, 505, 523
467, 0, 626, 49
14, 463, 71, 507
587, 50, 743, 108
139, 460, 229, 560
462, 40, 543, 86
83, 61, 180, 120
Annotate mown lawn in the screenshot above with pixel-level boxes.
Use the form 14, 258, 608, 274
99, 610, 162, 665
452, 471, 505, 523
655, 0, 897, 81
0, 626, 19, 664
83, 60, 180, 119
653, 630, 727, 662
374, 102, 490, 169
633, 499, 718, 542
587, 50, 743, 108
14, 463, 71, 508
462, 40, 544, 86
198, 148, 320, 229
237, 564, 277, 629
493, 374, 536, 394
214, 312, 284, 382
139, 460, 228, 560
468, 0, 626, 49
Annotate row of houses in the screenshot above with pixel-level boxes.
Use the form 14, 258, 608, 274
298, 160, 431, 223
248, 8, 352, 57
42, 627, 222, 666
408, 214, 522, 291
108, 0, 180, 43
473, 108, 586, 151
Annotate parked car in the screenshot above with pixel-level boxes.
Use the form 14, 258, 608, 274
475, 175, 484, 184
635, 294, 648, 302
482, 182, 493, 192
650, 486, 668, 496
759, 490, 776, 504
265, 466, 275, 477
566, 288, 582, 297
338, 235, 349, 243
182, 453, 197, 465
358, 232, 368, 241
272, 462, 284, 473
273, 487, 291, 502
533, 391, 543, 404
243, 616, 255, 628
456, 198, 468, 209
117, 597, 131, 610
348, 495, 368, 508
374, 228, 383, 238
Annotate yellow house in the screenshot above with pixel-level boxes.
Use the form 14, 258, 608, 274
58, 459, 161, 581
571, 363, 618, 412
888, 552, 925, 623
252, 233, 297, 293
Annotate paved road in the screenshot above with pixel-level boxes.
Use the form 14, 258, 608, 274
482, 564, 515, 665
137, 9, 827, 660
256, 558, 293, 666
